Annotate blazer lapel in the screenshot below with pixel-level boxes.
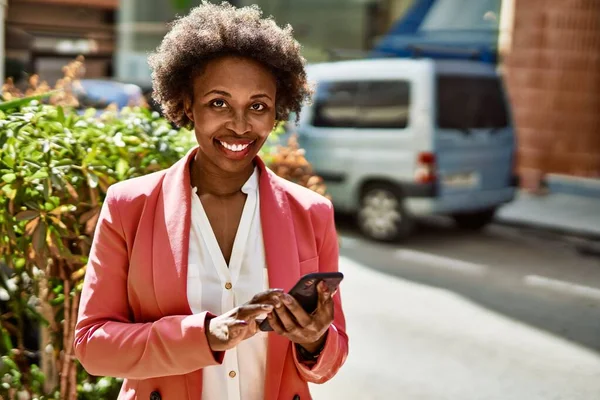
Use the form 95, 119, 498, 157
152, 146, 197, 316
257, 158, 301, 400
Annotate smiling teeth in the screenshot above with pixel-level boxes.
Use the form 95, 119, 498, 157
219, 141, 251, 152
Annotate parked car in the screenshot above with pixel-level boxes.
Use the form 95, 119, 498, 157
288, 58, 518, 241
74, 79, 146, 111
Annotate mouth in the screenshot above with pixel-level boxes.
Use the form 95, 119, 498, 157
214, 139, 255, 160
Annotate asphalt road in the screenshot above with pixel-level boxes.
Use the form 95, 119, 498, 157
310, 218, 600, 400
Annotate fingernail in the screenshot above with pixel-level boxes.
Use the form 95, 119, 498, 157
283, 294, 292, 304
262, 304, 274, 311
272, 296, 282, 307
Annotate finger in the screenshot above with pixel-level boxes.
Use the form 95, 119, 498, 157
228, 320, 249, 341
281, 293, 312, 327
247, 318, 258, 338
315, 282, 335, 319
238, 303, 274, 321
317, 281, 332, 306
273, 296, 299, 332
267, 312, 287, 336
249, 289, 284, 305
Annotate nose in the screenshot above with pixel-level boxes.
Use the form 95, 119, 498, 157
225, 110, 251, 136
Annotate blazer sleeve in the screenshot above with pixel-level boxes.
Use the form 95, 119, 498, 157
74, 186, 224, 380
292, 201, 349, 383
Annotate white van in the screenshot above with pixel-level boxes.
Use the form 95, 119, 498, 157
289, 58, 518, 241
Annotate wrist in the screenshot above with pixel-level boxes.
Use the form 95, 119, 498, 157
298, 330, 328, 354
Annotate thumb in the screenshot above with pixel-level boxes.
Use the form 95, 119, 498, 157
317, 281, 332, 307
228, 320, 248, 342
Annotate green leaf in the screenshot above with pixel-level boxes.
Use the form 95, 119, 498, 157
116, 158, 129, 179
32, 220, 47, 252
1, 173, 16, 183
14, 258, 25, 270
86, 172, 99, 189
25, 201, 41, 211
24, 159, 43, 169
0, 327, 12, 352
1, 355, 18, 371
0, 90, 61, 111
53, 158, 75, 167
83, 108, 98, 119
15, 210, 39, 221
56, 105, 65, 124
50, 294, 64, 306
43, 178, 52, 199
27, 169, 49, 181
2, 184, 16, 199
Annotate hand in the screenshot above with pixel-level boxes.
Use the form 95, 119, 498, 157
206, 289, 283, 352
267, 281, 335, 353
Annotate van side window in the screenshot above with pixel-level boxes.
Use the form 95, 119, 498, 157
356, 81, 411, 129
312, 82, 361, 128
437, 75, 508, 130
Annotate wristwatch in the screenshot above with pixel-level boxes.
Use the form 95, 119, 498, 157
296, 340, 325, 363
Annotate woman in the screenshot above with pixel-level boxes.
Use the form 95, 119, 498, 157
74, 2, 348, 400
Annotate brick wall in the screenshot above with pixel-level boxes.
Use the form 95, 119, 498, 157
503, 0, 600, 190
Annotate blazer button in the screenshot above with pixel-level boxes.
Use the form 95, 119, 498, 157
293, 395, 300, 400
150, 391, 161, 400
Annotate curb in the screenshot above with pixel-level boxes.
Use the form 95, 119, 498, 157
545, 174, 600, 199
494, 218, 600, 258
494, 217, 600, 242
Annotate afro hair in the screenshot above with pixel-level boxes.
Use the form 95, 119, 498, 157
148, 1, 312, 128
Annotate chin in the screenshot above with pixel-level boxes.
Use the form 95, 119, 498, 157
217, 156, 257, 174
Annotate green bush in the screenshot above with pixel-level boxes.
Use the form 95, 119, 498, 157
0, 100, 195, 399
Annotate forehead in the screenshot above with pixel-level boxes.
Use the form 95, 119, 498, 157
194, 56, 276, 94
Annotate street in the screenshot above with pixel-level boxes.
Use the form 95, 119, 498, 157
311, 218, 600, 400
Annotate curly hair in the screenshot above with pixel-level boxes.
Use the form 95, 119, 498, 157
148, 1, 312, 128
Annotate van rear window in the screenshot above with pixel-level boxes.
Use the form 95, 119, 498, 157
436, 75, 508, 130
312, 82, 361, 128
312, 80, 410, 129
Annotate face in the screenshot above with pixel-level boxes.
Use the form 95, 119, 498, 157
184, 55, 277, 174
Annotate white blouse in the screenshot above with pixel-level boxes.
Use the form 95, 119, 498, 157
187, 167, 269, 400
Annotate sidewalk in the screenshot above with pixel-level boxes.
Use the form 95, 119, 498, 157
496, 192, 600, 241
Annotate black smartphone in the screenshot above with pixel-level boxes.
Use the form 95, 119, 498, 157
258, 272, 344, 332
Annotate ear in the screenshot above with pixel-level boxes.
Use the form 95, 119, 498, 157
183, 95, 194, 124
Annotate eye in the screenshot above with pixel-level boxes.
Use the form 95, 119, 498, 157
210, 99, 227, 108
250, 103, 265, 111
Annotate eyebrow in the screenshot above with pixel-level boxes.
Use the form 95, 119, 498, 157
203, 89, 272, 101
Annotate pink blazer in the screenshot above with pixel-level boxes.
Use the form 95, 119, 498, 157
74, 147, 348, 400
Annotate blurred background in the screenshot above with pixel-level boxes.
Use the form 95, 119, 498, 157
1, 0, 599, 399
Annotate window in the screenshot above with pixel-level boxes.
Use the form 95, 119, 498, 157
356, 81, 410, 129
437, 75, 508, 130
311, 80, 411, 129
312, 82, 360, 128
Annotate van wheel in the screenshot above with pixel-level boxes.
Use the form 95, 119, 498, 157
357, 184, 414, 242
452, 208, 497, 230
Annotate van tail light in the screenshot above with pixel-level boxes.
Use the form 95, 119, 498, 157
415, 152, 437, 184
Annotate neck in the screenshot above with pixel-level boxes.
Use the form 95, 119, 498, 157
190, 152, 255, 197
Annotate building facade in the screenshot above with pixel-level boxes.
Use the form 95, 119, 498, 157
5, 0, 117, 85
115, 0, 410, 85
501, 0, 600, 187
